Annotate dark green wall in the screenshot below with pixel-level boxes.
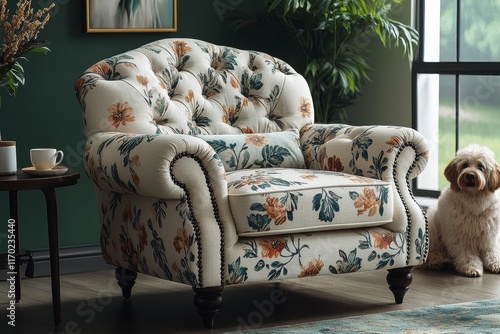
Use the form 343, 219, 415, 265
0, 0, 413, 251
0, 0, 270, 251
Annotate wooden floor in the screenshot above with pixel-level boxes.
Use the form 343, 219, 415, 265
1, 267, 500, 333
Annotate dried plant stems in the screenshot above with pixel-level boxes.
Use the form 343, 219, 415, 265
0, 0, 55, 69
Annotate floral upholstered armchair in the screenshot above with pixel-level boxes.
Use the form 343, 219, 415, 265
75, 38, 429, 328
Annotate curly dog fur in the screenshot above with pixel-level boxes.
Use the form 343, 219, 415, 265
424, 144, 500, 277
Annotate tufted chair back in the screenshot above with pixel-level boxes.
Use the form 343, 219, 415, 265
75, 38, 314, 138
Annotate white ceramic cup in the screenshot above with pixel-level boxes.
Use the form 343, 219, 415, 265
30, 148, 64, 170
0, 141, 17, 175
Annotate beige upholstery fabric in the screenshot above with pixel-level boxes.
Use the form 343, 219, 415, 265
75, 39, 429, 291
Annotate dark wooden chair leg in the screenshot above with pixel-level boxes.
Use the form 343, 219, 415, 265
193, 286, 224, 329
115, 267, 137, 299
387, 266, 414, 304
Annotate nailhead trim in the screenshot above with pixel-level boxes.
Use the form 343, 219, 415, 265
392, 143, 429, 265
169, 152, 225, 288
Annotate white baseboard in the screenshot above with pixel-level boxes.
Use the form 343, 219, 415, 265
0, 244, 114, 281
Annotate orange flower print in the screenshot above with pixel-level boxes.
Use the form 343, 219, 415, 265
245, 134, 268, 147
222, 104, 236, 124
172, 40, 192, 57
298, 257, 324, 277
108, 102, 135, 128
88, 155, 95, 173
327, 155, 344, 172
136, 75, 149, 87
240, 127, 254, 134
303, 151, 313, 168
172, 262, 179, 272
75, 77, 86, 95
354, 188, 380, 216
371, 230, 394, 249
173, 228, 189, 253
385, 136, 404, 153
300, 173, 318, 181
88, 61, 110, 77
131, 154, 141, 167
263, 197, 287, 225
235, 175, 269, 189
131, 171, 140, 186
259, 238, 286, 258
122, 201, 133, 223
137, 223, 147, 251
230, 77, 239, 89
299, 97, 312, 118
185, 89, 194, 103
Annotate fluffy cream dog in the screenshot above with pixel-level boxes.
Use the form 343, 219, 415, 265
425, 144, 500, 277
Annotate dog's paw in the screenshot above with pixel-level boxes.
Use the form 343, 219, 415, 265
458, 266, 483, 277
484, 259, 500, 273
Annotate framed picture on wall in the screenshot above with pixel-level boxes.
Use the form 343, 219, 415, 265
86, 0, 177, 33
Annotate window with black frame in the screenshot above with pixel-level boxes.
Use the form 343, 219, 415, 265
413, 0, 500, 197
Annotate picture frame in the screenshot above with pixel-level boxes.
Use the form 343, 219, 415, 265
86, 0, 177, 33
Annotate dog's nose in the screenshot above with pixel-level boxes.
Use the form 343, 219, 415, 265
466, 173, 475, 181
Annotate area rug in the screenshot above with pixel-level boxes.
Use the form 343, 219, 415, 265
231, 299, 500, 333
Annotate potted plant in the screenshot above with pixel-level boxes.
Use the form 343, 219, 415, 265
228, 0, 418, 123
0, 0, 55, 107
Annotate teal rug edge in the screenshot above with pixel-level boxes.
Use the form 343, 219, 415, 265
227, 299, 500, 334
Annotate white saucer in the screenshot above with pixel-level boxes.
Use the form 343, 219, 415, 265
22, 166, 69, 177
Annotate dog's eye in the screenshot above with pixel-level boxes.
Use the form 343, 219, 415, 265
462, 163, 469, 170
478, 164, 485, 171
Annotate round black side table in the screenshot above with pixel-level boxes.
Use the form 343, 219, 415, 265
0, 169, 80, 326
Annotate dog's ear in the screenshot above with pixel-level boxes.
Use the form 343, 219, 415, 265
444, 158, 460, 191
488, 162, 500, 192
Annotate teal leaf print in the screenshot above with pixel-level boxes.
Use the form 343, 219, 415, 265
206, 140, 251, 170
369, 150, 389, 180
254, 145, 292, 168
111, 163, 136, 193
378, 186, 389, 216
207, 139, 229, 154
228, 171, 306, 191
247, 213, 272, 232
118, 134, 158, 167
377, 252, 395, 269
193, 113, 212, 129
368, 250, 377, 261
243, 240, 258, 258
329, 248, 362, 274
227, 257, 248, 284
109, 192, 123, 220
281, 192, 302, 221
147, 219, 173, 281
312, 189, 341, 222
199, 68, 222, 97
352, 130, 373, 161
255, 259, 265, 271
152, 200, 167, 228
241, 71, 264, 96
415, 228, 425, 261
250, 202, 266, 211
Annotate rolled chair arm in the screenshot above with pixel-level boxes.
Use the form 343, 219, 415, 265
83, 132, 227, 199
301, 123, 430, 265
301, 124, 429, 179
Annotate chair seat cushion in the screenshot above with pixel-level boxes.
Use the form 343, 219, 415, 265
227, 168, 394, 236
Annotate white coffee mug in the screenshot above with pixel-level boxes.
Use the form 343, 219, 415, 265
0, 141, 17, 175
30, 148, 64, 170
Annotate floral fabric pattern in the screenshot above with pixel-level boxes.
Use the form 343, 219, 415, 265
227, 168, 393, 236
76, 38, 430, 291
198, 129, 305, 171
